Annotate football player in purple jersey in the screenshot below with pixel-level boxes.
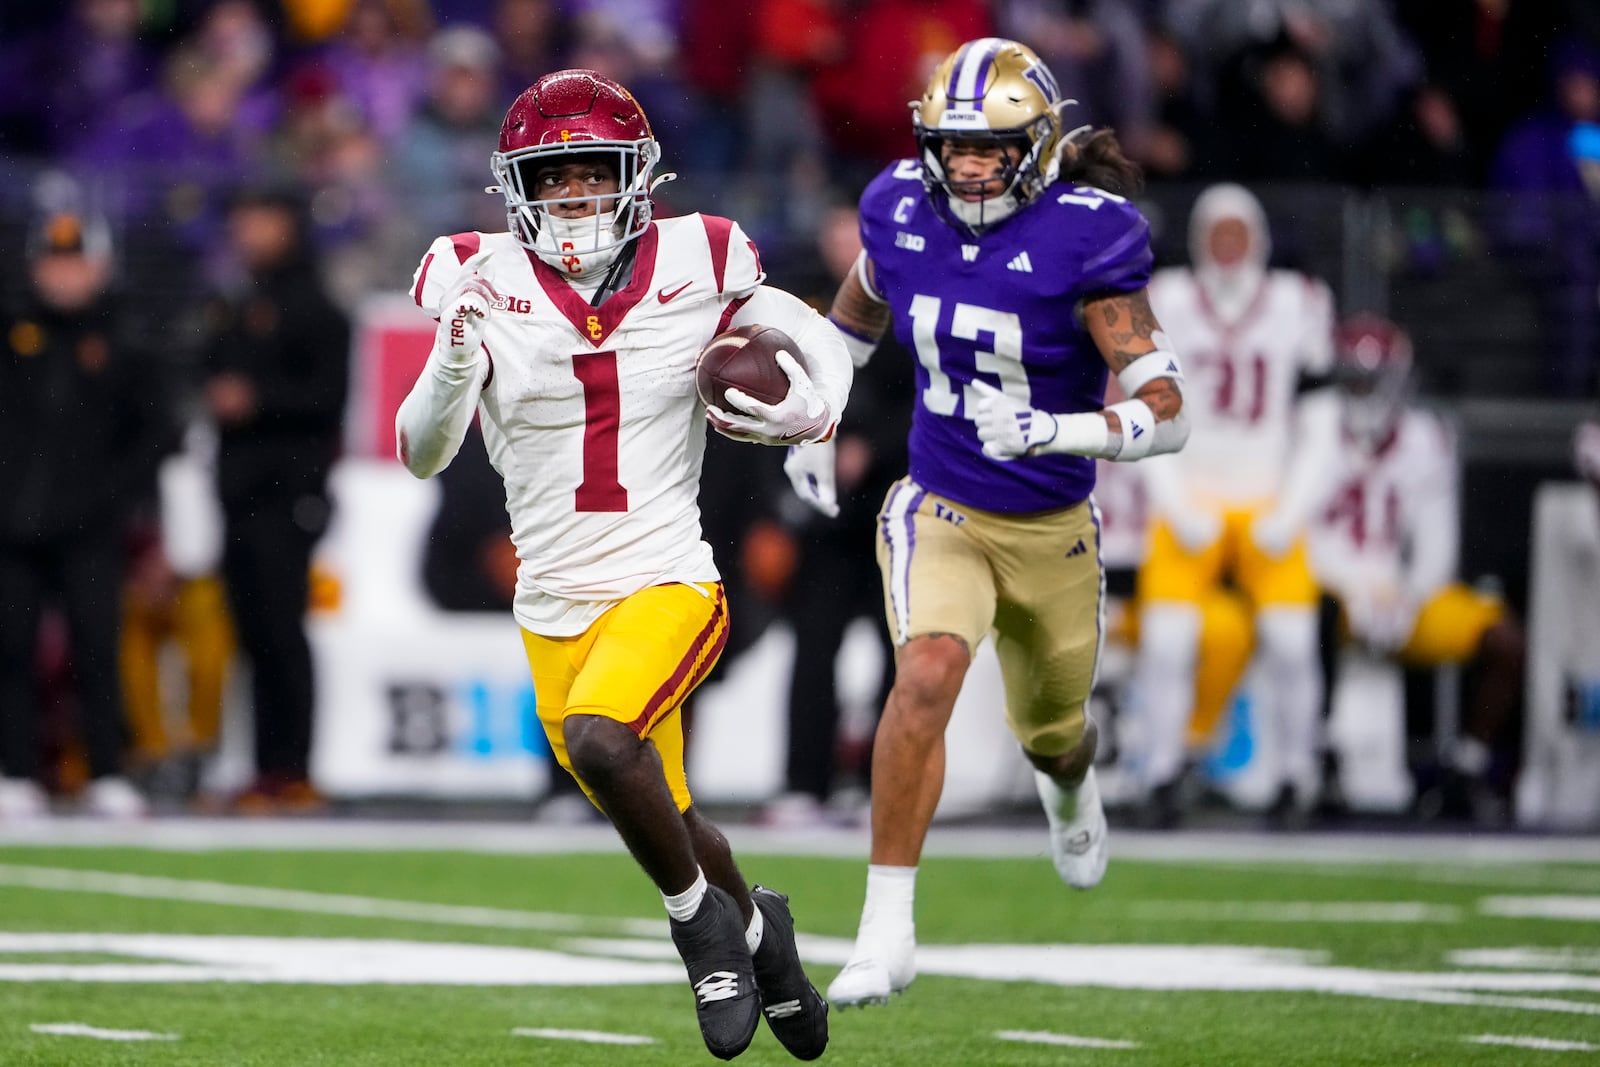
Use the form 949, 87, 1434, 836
785, 37, 1190, 1009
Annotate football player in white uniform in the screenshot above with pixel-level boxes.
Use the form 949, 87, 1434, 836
1136, 183, 1340, 823
395, 70, 849, 1062
1312, 315, 1525, 821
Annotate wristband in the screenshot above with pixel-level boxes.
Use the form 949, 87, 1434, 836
1106, 398, 1155, 459
1116, 349, 1184, 397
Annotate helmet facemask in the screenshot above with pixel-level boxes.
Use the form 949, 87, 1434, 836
489, 139, 662, 277
914, 37, 1068, 233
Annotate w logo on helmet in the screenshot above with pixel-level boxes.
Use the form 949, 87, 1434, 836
1022, 61, 1060, 104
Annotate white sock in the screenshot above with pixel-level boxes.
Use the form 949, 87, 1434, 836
663, 868, 708, 922
859, 864, 916, 936
745, 904, 765, 953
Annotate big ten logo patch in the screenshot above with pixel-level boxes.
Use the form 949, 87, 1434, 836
499, 296, 533, 314
386, 678, 548, 759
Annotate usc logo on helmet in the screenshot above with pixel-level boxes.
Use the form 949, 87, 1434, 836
560, 129, 572, 141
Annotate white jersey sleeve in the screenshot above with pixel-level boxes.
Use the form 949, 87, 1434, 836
411, 232, 486, 319
692, 215, 766, 308
1294, 277, 1337, 377
396, 232, 496, 478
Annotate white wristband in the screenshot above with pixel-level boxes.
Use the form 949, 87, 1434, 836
1117, 349, 1183, 397
1039, 411, 1114, 458
1106, 398, 1156, 459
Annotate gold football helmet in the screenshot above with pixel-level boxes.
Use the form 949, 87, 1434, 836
914, 38, 1071, 231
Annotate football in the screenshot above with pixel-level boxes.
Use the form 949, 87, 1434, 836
695, 324, 799, 410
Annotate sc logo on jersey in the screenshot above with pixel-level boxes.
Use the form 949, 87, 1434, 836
895, 231, 926, 252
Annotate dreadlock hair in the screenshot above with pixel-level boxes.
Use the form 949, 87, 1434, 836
1062, 129, 1144, 197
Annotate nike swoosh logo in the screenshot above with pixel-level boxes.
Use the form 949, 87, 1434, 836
657, 281, 692, 303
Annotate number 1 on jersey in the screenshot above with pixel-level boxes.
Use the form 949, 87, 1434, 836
572, 351, 627, 512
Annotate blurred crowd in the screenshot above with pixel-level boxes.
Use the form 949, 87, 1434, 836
1, 1, 1599, 310
3, 0, 1600, 825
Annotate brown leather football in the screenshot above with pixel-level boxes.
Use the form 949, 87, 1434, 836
695, 324, 799, 410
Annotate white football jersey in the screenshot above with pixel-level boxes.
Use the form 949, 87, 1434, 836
410, 214, 765, 636
1147, 267, 1334, 507
1310, 409, 1458, 597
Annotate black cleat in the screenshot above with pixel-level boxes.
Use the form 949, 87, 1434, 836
750, 885, 829, 1060
670, 885, 760, 1060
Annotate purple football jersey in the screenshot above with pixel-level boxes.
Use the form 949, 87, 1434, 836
859, 160, 1153, 513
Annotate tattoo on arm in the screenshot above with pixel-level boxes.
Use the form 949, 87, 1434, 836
1084, 289, 1162, 372
1134, 377, 1183, 421
828, 266, 891, 341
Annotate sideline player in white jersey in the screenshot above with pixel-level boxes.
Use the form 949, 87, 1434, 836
794, 38, 1190, 1009
1136, 182, 1340, 823
1311, 315, 1524, 820
395, 69, 849, 1062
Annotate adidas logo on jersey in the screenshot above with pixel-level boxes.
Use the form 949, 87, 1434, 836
1065, 539, 1087, 558
1007, 251, 1034, 273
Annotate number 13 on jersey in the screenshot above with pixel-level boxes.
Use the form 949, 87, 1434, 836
908, 294, 1028, 415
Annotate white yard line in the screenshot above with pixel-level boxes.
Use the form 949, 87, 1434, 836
1481, 897, 1600, 922
1366, 988, 1600, 1016
31, 1023, 177, 1041
996, 1030, 1140, 1049
512, 1028, 656, 1045
1451, 949, 1600, 971
1466, 1034, 1600, 1052
1129, 901, 1461, 923
1, 818, 1598, 864
0, 864, 662, 937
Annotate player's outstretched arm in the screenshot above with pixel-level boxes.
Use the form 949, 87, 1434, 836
973, 287, 1189, 462
827, 252, 892, 368
396, 257, 495, 478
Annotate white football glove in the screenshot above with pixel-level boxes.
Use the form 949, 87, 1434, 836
783, 439, 839, 518
707, 350, 833, 445
1166, 510, 1223, 554
434, 251, 499, 368
1250, 510, 1300, 561
971, 380, 1057, 461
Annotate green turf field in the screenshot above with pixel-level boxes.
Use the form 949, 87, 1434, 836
1, 827, 1597, 1065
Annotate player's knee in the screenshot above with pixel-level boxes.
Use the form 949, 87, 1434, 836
894, 635, 969, 709
562, 714, 640, 790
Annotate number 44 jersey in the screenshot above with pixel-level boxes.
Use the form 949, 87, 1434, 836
409, 215, 763, 636
859, 160, 1154, 514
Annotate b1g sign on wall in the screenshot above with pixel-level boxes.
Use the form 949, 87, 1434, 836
310, 616, 552, 798
308, 460, 552, 799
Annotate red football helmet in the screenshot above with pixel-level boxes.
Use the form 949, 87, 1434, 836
1333, 314, 1413, 443
488, 69, 666, 273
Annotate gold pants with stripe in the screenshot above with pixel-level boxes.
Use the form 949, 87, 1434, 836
521, 582, 727, 812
